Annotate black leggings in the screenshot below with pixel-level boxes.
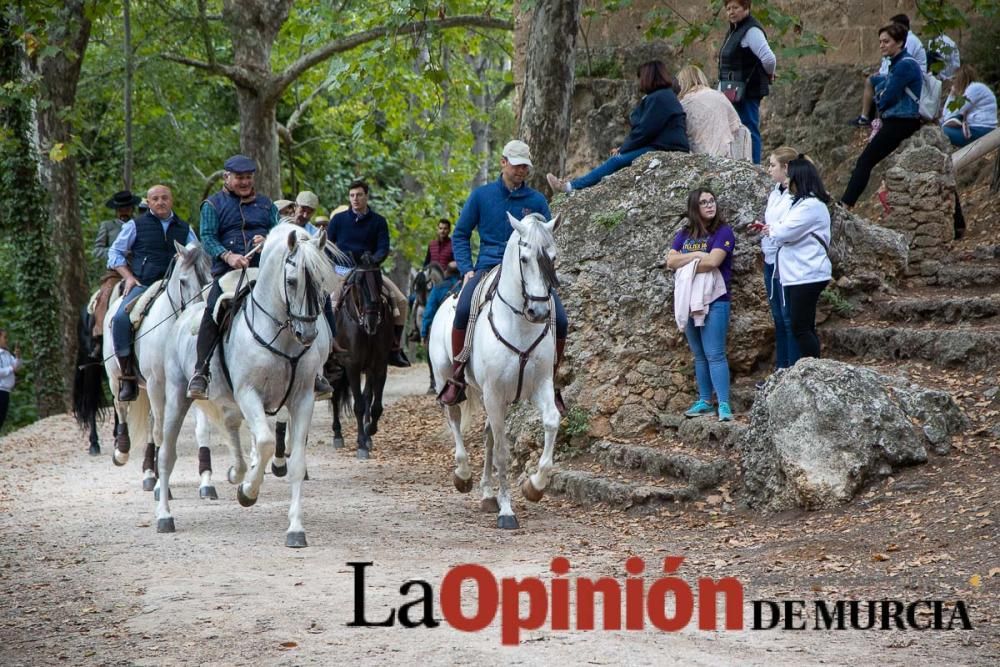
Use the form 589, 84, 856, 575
0, 390, 9, 432
786, 280, 829, 359
841, 117, 921, 207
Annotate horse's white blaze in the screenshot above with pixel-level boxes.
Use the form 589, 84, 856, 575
430, 213, 561, 525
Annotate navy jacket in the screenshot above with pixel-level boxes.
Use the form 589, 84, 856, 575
131, 212, 191, 285
203, 189, 275, 277
620, 88, 690, 154
328, 207, 391, 264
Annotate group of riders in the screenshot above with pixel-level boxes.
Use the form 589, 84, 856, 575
94, 140, 568, 412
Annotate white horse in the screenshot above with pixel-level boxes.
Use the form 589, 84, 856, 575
429, 212, 562, 530
102, 242, 214, 494
159, 223, 340, 547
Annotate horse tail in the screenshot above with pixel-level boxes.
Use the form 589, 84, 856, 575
333, 369, 352, 414
71, 310, 110, 429
126, 390, 152, 448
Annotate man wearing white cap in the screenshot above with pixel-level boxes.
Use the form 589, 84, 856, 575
274, 199, 295, 219
292, 191, 321, 234
438, 140, 568, 413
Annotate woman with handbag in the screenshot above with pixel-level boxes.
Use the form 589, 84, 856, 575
718, 0, 776, 164
763, 157, 832, 360
546, 60, 688, 193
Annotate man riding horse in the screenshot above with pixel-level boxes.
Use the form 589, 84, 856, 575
438, 140, 568, 413
108, 185, 197, 402
327, 179, 411, 368
186, 155, 333, 399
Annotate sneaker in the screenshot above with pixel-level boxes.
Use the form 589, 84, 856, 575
848, 115, 871, 127
546, 173, 570, 194
718, 403, 734, 422
684, 400, 714, 418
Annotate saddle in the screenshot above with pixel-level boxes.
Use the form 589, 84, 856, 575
87, 273, 123, 338
455, 265, 501, 363
212, 268, 258, 325
126, 279, 165, 328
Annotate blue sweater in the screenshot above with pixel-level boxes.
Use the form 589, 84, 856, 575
620, 87, 690, 154
874, 49, 922, 120
421, 274, 460, 339
453, 176, 551, 275
328, 207, 391, 264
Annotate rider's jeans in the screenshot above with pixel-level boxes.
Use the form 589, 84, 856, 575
112, 284, 148, 357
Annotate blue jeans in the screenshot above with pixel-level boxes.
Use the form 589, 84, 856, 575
570, 146, 656, 190
943, 124, 993, 148
684, 299, 731, 404
734, 98, 762, 164
764, 262, 799, 369
111, 284, 148, 357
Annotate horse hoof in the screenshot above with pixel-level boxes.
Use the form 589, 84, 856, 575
142, 477, 156, 492
521, 478, 544, 503
453, 473, 474, 494
111, 450, 128, 467
285, 531, 308, 549
227, 466, 242, 484
497, 515, 520, 530
480, 497, 500, 513
153, 488, 174, 502
356, 448, 370, 460
332, 436, 344, 449
236, 485, 257, 508
156, 518, 175, 533
88, 444, 101, 457
271, 461, 287, 478
199, 486, 218, 500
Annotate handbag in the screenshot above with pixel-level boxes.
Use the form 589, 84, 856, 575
719, 79, 745, 103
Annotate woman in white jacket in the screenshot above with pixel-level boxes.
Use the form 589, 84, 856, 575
758, 146, 798, 369
763, 157, 832, 359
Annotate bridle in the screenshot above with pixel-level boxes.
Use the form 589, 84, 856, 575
495, 239, 557, 321
344, 266, 385, 336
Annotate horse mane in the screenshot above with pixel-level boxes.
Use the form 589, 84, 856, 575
263, 223, 339, 296
516, 212, 556, 251
180, 241, 211, 285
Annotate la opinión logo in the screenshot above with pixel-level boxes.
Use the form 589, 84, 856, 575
347, 558, 973, 645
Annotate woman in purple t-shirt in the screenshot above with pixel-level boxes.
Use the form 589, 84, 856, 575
666, 188, 737, 422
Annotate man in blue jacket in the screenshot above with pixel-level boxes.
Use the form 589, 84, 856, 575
438, 140, 568, 413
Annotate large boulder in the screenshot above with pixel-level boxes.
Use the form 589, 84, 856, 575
739, 358, 968, 512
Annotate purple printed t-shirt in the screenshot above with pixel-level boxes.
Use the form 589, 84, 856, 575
670, 224, 736, 301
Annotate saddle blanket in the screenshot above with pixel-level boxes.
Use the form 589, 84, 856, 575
212, 268, 259, 324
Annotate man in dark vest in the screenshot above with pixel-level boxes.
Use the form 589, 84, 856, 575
718, 0, 776, 164
186, 155, 334, 400
108, 185, 197, 401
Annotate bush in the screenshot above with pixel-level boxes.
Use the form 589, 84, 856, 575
964, 18, 1000, 91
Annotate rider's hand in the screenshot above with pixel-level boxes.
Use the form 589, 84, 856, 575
360, 251, 375, 266
124, 276, 141, 294
226, 252, 250, 269
251, 235, 265, 247
463, 271, 475, 285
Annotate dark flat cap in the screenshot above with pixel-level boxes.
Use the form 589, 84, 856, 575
224, 154, 257, 173
106, 190, 141, 209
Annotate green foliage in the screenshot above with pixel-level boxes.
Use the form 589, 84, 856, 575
593, 210, 625, 229
820, 287, 855, 317
562, 406, 590, 438
575, 54, 623, 79
961, 16, 1000, 91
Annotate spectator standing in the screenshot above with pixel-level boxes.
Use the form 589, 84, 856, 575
0, 328, 22, 432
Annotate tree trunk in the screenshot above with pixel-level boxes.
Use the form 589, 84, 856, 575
235, 89, 283, 198
517, 0, 581, 197
25, 0, 93, 411
0, 14, 70, 417
467, 54, 492, 189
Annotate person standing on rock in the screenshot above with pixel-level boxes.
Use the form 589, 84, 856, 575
841, 22, 923, 208
667, 188, 736, 422
717, 0, 777, 164
546, 61, 689, 194
763, 157, 832, 360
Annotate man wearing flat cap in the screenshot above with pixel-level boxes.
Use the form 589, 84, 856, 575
187, 155, 335, 400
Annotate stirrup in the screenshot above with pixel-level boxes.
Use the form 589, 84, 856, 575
437, 378, 467, 406
187, 372, 210, 400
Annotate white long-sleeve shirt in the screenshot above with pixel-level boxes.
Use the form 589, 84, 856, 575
0, 348, 21, 392
761, 183, 793, 265
770, 196, 832, 287
741, 27, 777, 75
941, 82, 998, 129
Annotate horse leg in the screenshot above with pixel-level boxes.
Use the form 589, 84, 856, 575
284, 396, 315, 548
351, 372, 369, 460
195, 410, 218, 500
223, 411, 247, 485
88, 414, 101, 456
236, 400, 274, 508
522, 382, 561, 502
426, 355, 436, 394
484, 392, 518, 530
155, 392, 190, 534
446, 404, 473, 493
271, 421, 288, 477
365, 368, 386, 438
331, 396, 344, 449
141, 443, 157, 491
111, 400, 130, 466
479, 427, 499, 512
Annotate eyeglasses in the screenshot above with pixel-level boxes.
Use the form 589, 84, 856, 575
699, 199, 716, 205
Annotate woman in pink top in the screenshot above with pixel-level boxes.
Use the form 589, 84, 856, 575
676, 65, 745, 158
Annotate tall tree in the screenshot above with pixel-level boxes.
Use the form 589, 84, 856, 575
517, 0, 581, 197
164, 1, 512, 198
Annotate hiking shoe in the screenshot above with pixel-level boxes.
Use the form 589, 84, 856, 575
718, 402, 734, 422
546, 173, 570, 194
848, 115, 871, 127
684, 400, 714, 418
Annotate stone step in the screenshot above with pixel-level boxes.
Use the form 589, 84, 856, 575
547, 468, 698, 512
822, 324, 1000, 372
590, 440, 732, 489
657, 412, 749, 449
873, 295, 1000, 324
933, 264, 1000, 288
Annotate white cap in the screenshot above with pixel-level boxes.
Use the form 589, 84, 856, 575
502, 140, 533, 168
274, 199, 294, 211
295, 191, 319, 209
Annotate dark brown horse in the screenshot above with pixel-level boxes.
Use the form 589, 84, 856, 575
331, 258, 393, 459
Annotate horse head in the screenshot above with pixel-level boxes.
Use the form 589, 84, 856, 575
504, 212, 561, 324
171, 240, 212, 308
410, 269, 430, 307
351, 253, 385, 336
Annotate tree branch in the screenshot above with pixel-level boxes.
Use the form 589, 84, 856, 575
273, 15, 513, 95
159, 53, 260, 90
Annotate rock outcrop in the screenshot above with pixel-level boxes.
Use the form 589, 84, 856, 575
739, 358, 967, 512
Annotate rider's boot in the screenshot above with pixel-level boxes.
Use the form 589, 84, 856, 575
437, 327, 468, 406
314, 375, 333, 401
187, 313, 219, 400
553, 338, 567, 416
117, 354, 139, 402
388, 325, 411, 368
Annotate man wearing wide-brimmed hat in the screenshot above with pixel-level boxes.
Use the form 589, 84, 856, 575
93, 190, 140, 265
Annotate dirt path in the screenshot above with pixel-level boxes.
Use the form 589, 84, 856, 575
0, 366, 994, 665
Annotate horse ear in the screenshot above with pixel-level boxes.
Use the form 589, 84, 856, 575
287, 229, 298, 250
508, 212, 527, 236
174, 239, 187, 255
314, 228, 327, 248
543, 214, 561, 232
